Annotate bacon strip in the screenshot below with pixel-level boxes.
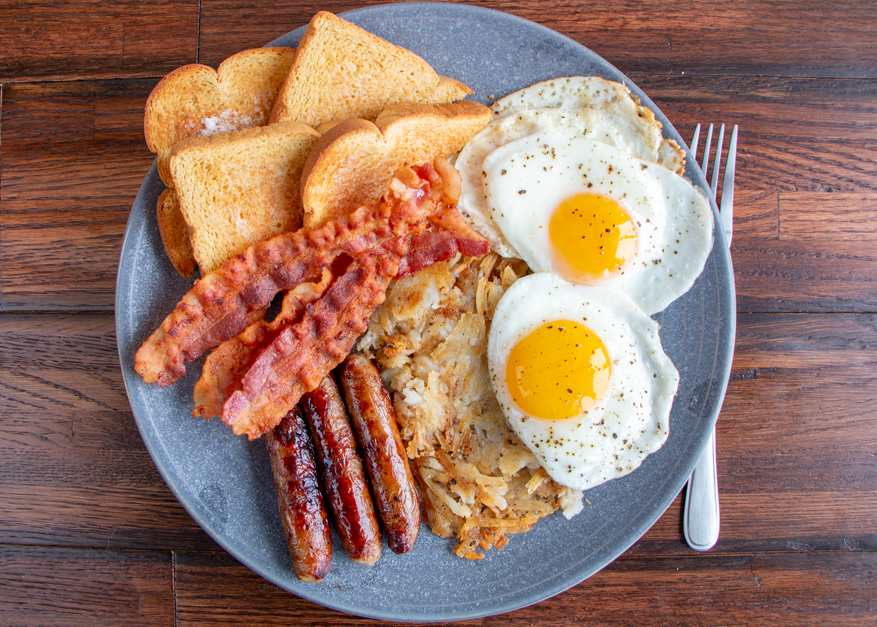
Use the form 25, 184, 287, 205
400, 210, 491, 278
192, 270, 334, 419
192, 224, 489, 422
222, 252, 402, 439
135, 162, 470, 388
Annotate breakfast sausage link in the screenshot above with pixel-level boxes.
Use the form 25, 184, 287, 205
264, 406, 332, 582
301, 376, 382, 566
338, 354, 422, 554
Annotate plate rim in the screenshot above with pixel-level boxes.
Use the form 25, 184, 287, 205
116, 3, 736, 621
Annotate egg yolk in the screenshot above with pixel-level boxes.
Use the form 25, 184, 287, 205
549, 193, 637, 281
506, 320, 611, 421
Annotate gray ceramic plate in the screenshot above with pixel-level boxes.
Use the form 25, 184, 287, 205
116, 3, 735, 622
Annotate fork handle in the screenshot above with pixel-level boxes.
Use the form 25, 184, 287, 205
683, 429, 720, 550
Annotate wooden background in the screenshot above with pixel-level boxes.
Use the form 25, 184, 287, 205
1, 0, 875, 624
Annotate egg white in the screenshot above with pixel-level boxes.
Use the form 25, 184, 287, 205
456, 108, 598, 258
483, 128, 713, 315
491, 76, 684, 174
488, 273, 679, 491
457, 76, 688, 259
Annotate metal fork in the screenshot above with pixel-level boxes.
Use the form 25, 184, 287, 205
682, 123, 738, 551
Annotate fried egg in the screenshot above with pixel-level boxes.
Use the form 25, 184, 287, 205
492, 76, 685, 175
483, 128, 713, 314
456, 76, 686, 259
487, 273, 679, 491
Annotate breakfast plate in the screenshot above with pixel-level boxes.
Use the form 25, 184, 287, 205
116, 3, 735, 621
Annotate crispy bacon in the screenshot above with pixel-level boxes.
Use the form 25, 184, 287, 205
222, 252, 402, 439
135, 161, 473, 388
192, 270, 334, 419
192, 224, 488, 424
135, 158, 490, 441
219, 215, 489, 440
400, 210, 490, 278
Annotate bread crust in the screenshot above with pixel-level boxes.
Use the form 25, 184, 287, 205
300, 120, 394, 230
145, 47, 297, 274
428, 76, 474, 105
170, 121, 320, 273
156, 189, 196, 277
145, 46, 296, 186
148, 12, 483, 271
270, 12, 472, 128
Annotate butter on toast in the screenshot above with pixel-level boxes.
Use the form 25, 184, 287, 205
146, 47, 296, 276
269, 12, 473, 128
145, 47, 297, 187
169, 121, 320, 274
301, 101, 493, 229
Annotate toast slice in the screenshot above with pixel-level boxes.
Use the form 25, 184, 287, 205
269, 12, 473, 128
170, 121, 321, 274
301, 101, 493, 229
145, 47, 297, 187
156, 189, 196, 276
428, 76, 475, 105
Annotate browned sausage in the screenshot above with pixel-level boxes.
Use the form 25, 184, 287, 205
337, 354, 421, 554
264, 406, 332, 582
301, 376, 382, 566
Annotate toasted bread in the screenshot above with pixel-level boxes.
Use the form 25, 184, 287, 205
156, 189, 196, 276
428, 76, 475, 105
145, 47, 297, 187
301, 120, 394, 230
301, 101, 493, 229
170, 121, 320, 274
269, 12, 473, 128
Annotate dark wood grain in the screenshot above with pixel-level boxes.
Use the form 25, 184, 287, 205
174, 551, 484, 626
173, 550, 877, 626
2, 0, 874, 82
621, 311, 877, 556
0, 314, 215, 551
0, 80, 156, 311
0, 0, 198, 82
0, 546, 173, 626
620, 74, 877, 313
488, 552, 877, 627
197, 0, 877, 79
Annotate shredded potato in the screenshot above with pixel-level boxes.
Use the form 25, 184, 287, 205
358, 253, 583, 559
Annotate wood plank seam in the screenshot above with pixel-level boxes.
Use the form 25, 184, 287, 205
196, 0, 202, 65
173, 550, 179, 627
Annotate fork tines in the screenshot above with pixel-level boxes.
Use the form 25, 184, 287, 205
688, 123, 738, 246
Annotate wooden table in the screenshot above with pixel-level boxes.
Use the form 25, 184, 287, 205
2, 0, 875, 624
